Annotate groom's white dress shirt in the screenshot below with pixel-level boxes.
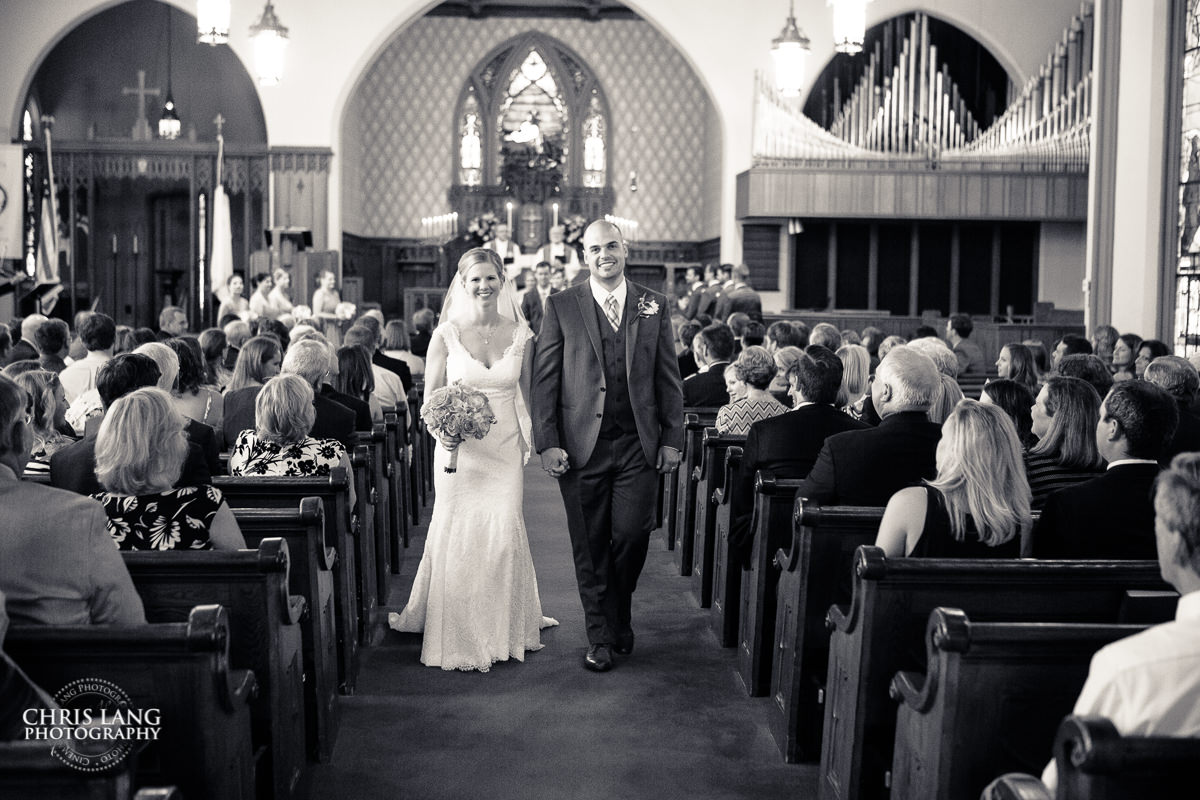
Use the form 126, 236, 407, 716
589, 277, 628, 318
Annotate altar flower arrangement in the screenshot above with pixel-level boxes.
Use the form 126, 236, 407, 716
335, 301, 357, 320
467, 211, 498, 244
420, 381, 498, 473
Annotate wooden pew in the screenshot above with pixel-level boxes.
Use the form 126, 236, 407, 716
384, 403, 411, 555
0, 741, 181, 800
234, 501, 339, 763
123, 538, 307, 800
5, 605, 257, 800
709, 445, 743, 646
691, 429, 745, 608
819, 546, 1169, 800
214, 470, 360, 695
349, 444, 379, 643
672, 411, 717, 575
986, 715, 1200, 800
888, 608, 1147, 800
737, 472, 804, 697
358, 424, 394, 606
770, 500, 884, 762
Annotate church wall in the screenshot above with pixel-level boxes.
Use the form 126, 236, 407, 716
701, 95, 723, 242
340, 88, 367, 237
344, 16, 711, 242
1038, 222, 1086, 311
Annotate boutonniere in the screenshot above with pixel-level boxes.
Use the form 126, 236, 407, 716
636, 295, 659, 318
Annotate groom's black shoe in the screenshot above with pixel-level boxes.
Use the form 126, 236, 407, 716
614, 631, 635, 656
583, 644, 614, 672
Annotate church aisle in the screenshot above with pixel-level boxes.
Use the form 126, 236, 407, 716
306, 463, 817, 799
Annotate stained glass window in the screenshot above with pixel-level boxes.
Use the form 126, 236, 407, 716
582, 91, 606, 188
496, 48, 567, 184
459, 89, 483, 186
1175, 0, 1200, 355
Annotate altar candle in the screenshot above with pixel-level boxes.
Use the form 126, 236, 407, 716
506, 202, 513, 230
111, 234, 117, 255
552, 202, 559, 228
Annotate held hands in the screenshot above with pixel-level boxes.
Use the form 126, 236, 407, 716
540, 447, 570, 478
656, 446, 682, 475
436, 433, 463, 452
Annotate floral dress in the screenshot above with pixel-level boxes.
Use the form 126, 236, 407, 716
227, 430, 346, 477
93, 485, 225, 550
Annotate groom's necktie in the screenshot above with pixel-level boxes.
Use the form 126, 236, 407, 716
604, 295, 621, 331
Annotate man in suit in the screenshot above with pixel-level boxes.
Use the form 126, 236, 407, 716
714, 264, 762, 322
731, 346, 870, 564
282, 338, 356, 450
50, 354, 213, 495
354, 313, 413, 397
533, 220, 684, 672
1145, 355, 1200, 463
1032, 381, 1179, 559
945, 314, 986, 376
796, 345, 943, 506
682, 323, 734, 407
521, 261, 557, 336
0, 375, 145, 627
684, 264, 719, 319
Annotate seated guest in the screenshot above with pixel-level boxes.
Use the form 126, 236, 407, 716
860, 326, 884, 371
411, 308, 437, 359
994, 342, 1040, 394
164, 337, 223, 446
198, 328, 232, 390
1056, 353, 1114, 400
876, 400, 1028, 558
715, 346, 788, 435
223, 319, 251, 371
1033, 452, 1200, 795
839, 329, 861, 346
282, 338, 356, 449
836, 344, 870, 420
909, 338, 965, 422
740, 320, 766, 349
93, 388, 244, 551
344, 323, 407, 407
731, 345, 869, 562
1051, 333, 1092, 369
980, 378, 1036, 450
0, 327, 10, 366
1091, 324, 1119, 367
222, 335, 282, 446
0, 590, 57, 738
1025, 376, 1105, 509
1135, 338, 1172, 379
382, 319, 425, 378
796, 345, 944, 506
769, 345, 804, 406
765, 320, 807, 353
228, 374, 355, 505
912, 325, 940, 340
1145, 355, 1200, 463
725, 312, 752, 355
676, 320, 702, 380
335, 344, 382, 423
50, 354, 212, 495
1032, 381, 1178, 559
134, 341, 221, 474
1023, 339, 1051, 373
11, 370, 75, 477
722, 364, 746, 404
1111, 332, 1142, 382
683, 323, 735, 407
4, 315, 45, 366
0, 374, 145, 625
59, 312, 115, 403
945, 314, 986, 376
32, 319, 70, 374
809, 323, 842, 351
157, 305, 188, 339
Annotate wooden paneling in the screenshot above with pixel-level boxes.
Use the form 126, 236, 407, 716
742, 224, 781, 292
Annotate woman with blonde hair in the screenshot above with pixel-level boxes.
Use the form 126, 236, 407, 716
13, 369, 75, 477
716, 346, 788, 434
876, 399, 1028, 558
769, 345, 804, 406
382, 319, 425, 377
835, 344, 871, 417
1025, 376, 1105, 508
93, 387, 244, 551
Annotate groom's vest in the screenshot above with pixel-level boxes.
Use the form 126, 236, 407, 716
594, 299, 636, 440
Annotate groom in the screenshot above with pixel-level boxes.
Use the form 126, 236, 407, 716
532, 220, 684, 672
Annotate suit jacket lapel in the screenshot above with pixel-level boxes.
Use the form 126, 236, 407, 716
624, 285, 640, 381
573, 286, 604, 366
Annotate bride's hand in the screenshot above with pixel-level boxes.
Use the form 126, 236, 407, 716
436, 433, 462, 452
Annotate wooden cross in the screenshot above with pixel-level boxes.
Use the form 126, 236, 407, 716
122, 70, 160, 141
213, 114, 225, 138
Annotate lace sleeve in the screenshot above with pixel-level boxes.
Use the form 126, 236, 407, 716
513, 322, 535, 464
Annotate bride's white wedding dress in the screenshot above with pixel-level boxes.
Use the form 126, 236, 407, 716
388, 322, 557, 671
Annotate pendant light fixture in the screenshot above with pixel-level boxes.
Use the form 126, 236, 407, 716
197, 0, 230, 45
771, 0, 811, 98
830, 0, 871, 55
250, 3, 289, 86
159, 6, 181, 140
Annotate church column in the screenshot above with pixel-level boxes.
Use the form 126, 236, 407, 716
1086, 0, 1183, 338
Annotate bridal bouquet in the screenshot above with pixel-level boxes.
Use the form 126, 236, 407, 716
420, 381, 498, 473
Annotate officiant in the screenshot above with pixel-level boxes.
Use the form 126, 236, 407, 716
484, 223, 523, 282
535, 224, 581, 284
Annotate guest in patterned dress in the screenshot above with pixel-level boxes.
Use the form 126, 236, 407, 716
11, 369, 76, 478
92, 388, 245, 551
716, 346, 789, 435
228, 374, 355, 505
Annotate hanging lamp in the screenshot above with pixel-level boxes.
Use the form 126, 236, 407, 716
250, 3, 289, 86
159, 6, 181, 139
771, 0, 811, 98
830, 0, 871, 55
196, 0, 230, 45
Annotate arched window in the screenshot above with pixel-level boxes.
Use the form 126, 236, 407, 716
459, 88, 483, 185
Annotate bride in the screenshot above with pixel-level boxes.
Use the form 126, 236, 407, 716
389, 248, 557, 671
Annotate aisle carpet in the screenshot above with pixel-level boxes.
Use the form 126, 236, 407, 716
306, 463, 818, 799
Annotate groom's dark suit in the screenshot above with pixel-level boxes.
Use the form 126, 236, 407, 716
532, 279, 684, 646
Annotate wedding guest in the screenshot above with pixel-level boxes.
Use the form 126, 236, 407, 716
51, 354, 212, 495
12, 370, 75, 477
1145, 355, 1200, 462
840, 329, 862, 346
836, 344, 871, 419
549, 265, 567, 291
129, 327, 157, 350
336, 345, 382, 422
1025, 376, 1105, 509
765, 320, 807, 353
383, 320, 425, 378
0, 589, 58, 737
980, 378, 1036, 450
93, 388, 244, 551
222, 335, 282, 446
810, 323, 842, 351
945, 314, 986, 375
4, 315, 45, 365
248, 272, 277, 320
741, 321, 766, 348
59, 312, 115, 403
1023, 339, 1051, 373
676, 320, 702, 380
912, 325, 940, 340
267, 268, 295, 318
1051, 333, 1092, 369
796, 345, 943, 506
1135, 339, 1171, 379
683, 323, 734, 407
713, 264, 762, 322
1032, 381, 1178, 559
769, 345, 804, 406
994, 342, 1040, 394
281, 338, 356, 449
310, 268, 346, 342
722, 364, 746, 403
876, 400, 1028, 558
0, 374, 145, 626
910, 337, 963, 420
411, 308, 437, 359
1056, 353, 1114, 400
726, 313, 752, 355
687, 264, 721, 319
113, 325, 135, 355
133, 342, 220, 476
223, 319, 251, 371
521, 261, 556, 335
157, 305, 188, 339
344, 324, 406, 409
198, 328, 232, 389
715, 346, 788, 435
66, 310, 92, 361
860, 326, 885, 370
0, 327, 10, 366
1091, 324, 1119, 366
32, 319, 70, 374
216, 272, 251, 323
164, 337, 223, 446
877, 334, 906, 362
1111, 332, 1142, 382
228, 374, 355, 505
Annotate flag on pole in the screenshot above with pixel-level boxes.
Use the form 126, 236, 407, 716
209, 130, 234, 305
